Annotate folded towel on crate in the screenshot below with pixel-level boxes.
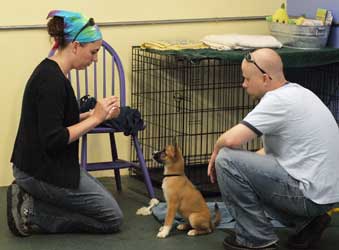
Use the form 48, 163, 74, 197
141, 40, 208, 50
202, 34, 282, 50
152, 202, 285, 229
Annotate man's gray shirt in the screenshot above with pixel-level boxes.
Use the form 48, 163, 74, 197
243, 83, 339, 204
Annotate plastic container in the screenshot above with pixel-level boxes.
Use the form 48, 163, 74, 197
268, 22, 330, 49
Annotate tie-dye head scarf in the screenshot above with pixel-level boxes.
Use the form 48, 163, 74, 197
47, 10, 102, 43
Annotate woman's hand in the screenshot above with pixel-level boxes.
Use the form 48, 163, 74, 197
106, 96, 120, 120
67, 96, 120, 144
92, 96, 120, 123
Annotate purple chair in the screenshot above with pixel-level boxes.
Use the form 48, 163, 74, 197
49, 40, 155, 198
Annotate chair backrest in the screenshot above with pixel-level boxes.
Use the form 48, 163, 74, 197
49, 40, 126, 106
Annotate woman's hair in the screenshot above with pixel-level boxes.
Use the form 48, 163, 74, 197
46, 10, 102, 50
47, 16, 68, 49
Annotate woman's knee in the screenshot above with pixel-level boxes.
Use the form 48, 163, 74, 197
106, 216, 123, 233
102, 206, 123, 233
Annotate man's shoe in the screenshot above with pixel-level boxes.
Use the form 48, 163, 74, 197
287, 213, 331, 249
223, 231, 278, 250
7, 182, 31, 237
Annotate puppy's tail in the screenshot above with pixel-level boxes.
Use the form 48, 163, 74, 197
212, 202, 221, 228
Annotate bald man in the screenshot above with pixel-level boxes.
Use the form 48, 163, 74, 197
208, 48, 339, 250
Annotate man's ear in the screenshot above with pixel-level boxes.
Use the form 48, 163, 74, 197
263, 74, 271, 84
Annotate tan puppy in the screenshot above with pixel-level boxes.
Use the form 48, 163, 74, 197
153, 143, 220, 238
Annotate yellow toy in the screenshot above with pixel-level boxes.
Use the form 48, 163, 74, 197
327, 207, 339, 216
272, 3, 289, 24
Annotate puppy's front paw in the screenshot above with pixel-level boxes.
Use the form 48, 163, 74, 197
157, 225, 171, 238
157, 231, 168, 238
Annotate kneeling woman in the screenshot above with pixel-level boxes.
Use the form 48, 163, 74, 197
8, 10, 123, 236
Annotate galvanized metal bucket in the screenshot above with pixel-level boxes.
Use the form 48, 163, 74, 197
268, 22, 330, 49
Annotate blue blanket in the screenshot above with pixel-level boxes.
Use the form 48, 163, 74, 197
152, 202, 285, 229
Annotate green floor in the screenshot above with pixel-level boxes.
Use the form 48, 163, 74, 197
1, 176, 338, 250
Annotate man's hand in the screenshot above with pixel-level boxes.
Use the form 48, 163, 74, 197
207, 124, 257, 183
207, 149, 219, 183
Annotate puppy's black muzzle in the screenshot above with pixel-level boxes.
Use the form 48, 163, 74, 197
152, 150, 166, 164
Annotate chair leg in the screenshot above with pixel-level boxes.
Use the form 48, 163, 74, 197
109, 133, 122, 191
132, 134, 155, 198
114, 169, 122, 191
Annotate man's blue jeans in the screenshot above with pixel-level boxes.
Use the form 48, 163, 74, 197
13, 166, 123, 233
215, 147, 334, 248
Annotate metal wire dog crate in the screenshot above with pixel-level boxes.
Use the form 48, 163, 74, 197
131, 46, 339, 195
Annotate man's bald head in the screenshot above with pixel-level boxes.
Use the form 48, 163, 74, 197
241, 48, 288, 98
251, 48, 285, 82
